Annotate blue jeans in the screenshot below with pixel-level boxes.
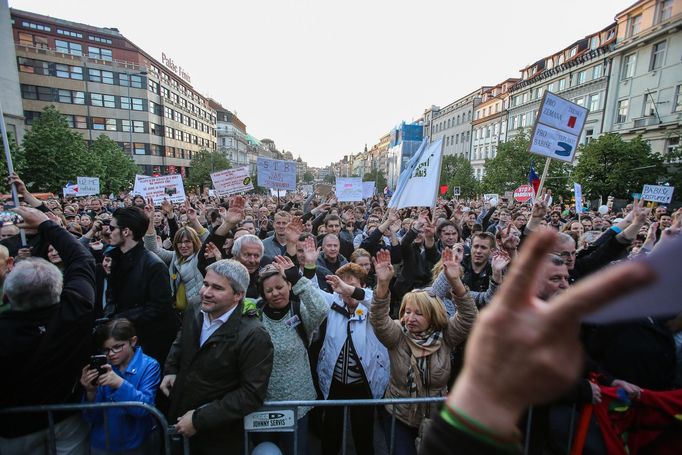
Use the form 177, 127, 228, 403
380, 409, 418, 455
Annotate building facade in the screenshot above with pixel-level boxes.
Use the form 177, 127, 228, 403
210, 99, 256, 173
1, 0, 25, 144
11, 8, 216, 176
471, 79, 518, 179
603, 0, 682, 156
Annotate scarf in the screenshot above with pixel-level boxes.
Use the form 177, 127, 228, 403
401, 326, 442, 397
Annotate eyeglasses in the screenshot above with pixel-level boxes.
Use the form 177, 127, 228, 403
102, 343, 126, 355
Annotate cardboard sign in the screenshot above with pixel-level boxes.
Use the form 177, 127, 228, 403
514, 185, 534, 202
336, 177, 364, 202
244, 410, 295, 432
362, 181, 376, 199
257, 157, 297, 191
210, 166, 253, 197
574, 182, 584, 213
529, 123, 580, 163
133, 174, 186, 205
641, 185, 674, 204
77, 177, 100, 196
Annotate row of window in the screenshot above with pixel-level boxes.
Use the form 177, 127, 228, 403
625, 1, 673, 39
444, 131, 471, 147
432, 110, 473, 133
472, 145, 497, 161
616, 85, 682, 123
473, 122, 507, 141
621, 41, 667, 80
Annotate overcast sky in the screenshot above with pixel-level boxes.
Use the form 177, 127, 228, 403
10, 0, 631, 166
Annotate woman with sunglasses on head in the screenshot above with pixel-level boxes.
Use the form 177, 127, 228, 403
80, 319, 161, 455
370, 247, 477, 455
252, 253, 328, 455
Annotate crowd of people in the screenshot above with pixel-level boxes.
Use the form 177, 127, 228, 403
0, 173, 680, 455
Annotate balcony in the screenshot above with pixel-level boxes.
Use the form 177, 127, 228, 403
632, 116, 660, 128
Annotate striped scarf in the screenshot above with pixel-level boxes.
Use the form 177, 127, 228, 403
402, 326, 442, 397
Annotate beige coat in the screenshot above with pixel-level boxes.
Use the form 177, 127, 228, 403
369, 292, 477, 428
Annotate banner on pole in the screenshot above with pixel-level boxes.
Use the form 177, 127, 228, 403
77, 177, 100, 196
388, 139, 444, 209
133, 174, 186, 205
210, 166, 253, 197
529, 92, 588, 163
641, 185, 674, 204
257, 157, 297, 191
336, 177, 364, 202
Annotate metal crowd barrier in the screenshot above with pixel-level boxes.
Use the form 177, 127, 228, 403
0, 401, 188, 455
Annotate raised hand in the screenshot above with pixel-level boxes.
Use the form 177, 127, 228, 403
204, 241, 222, 260
442, 244, 463, 283
325, 274, 355, 297
373, 249, 394, 284
225, 196, 245, 225
491, 249, 511, 273
302, 236, 319, 266
285, 216, 303, 243
160, 199, 174, 218
272, 255, 296, 273
11, 206, 48, 229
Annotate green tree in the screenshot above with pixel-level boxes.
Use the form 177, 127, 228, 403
23, 105, 98, 192
481, 133, 570, 196
0, 131, 27, 192
573, 133, 666, 200
186, 149, 231, 190
664, 137, 682, 202
324, 173, 336, 184
363, 169, 387, 191
303, 170, 315, 183
89, 135, 138, 194
439, 155, 479, 198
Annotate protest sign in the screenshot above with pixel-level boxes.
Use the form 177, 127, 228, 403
513, 185, 534, 202
641, 185, 674, 204
133, 174, 186, 205
210, 166, 253, 197
484, 193, 499, 206
257, 157, 297, 191
270, 188, 287, 197
453, 187, 461, 196
388, 139, 444, 209
537, 92, 588, 137
362, 181, 376, 199
574, 182, 583, 213
315, 184, 333, 196
77, 177, 100, 196
63, 184, 78, 197
336, 177, 364, 202
529, 123, 580, 163
301, 184, 314, 195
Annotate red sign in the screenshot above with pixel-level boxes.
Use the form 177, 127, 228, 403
514, 184, 534, 202
439, 185, 448, 195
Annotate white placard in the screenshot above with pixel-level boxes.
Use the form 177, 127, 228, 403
336, 177, 364, 202
77, 177, 100, 196
210, 166, 254, 197
537, 92, 588, 136
257, 157, 297, 191
362, 181, 375, 199
574, 182, 583, 213
301, 184, 314, 195
63, 184, 78, 197
244, 410, 295, 432
133, 174, 186, 205
641, 185, 674, 204
270, 188, 287, 197
529, 123, 580, 163
484, 193, 499, 206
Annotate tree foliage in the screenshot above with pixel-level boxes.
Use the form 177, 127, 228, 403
324, 173, 336, 184
186, 149, 231, 190
573, 133, 666, 200
664, 138, 682, 202
90, 135, 139, 194
303, 170, 315, 182
481, 133, 571, 196
363, 169, 387, 191
23, 106, 99, 192
439, 155, 479, 198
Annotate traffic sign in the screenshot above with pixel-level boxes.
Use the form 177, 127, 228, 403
513, 184, 534, 202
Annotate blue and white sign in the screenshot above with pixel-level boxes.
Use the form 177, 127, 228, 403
574, 182, 583, 213
77, 176, 100, 196
257, 157, 297, 191
529, 123, 580, 163
362, 181, 376, 199
530, 92, 587, 163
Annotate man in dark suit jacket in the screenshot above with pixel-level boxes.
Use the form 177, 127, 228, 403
161, 259, 274, 454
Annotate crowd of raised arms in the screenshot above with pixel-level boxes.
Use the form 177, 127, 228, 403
0, 172, 680, 455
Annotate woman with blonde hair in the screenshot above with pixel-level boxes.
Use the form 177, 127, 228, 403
370, 247, 477, 455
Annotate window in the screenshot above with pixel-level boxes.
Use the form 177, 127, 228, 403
133, 143, 146, 155
55, 64, 83, 80
121, 119, 131, 132
131, 75, 144, 89
574, 97, 585, 107
103, 94, 116, 108
617, 99, 629, 123
569, 47, 577, 58
576, 71, 586, 85
35, 86, 55, 101
120, 96, 131, 110
521, 113, 527, 127
589, 93, 601, 111
150, 123, 163, 136
88, 46, 113, 61
656, 0, 673, 23
21, 21, 50, 32
89, 69, 113, 83
57, 28, 83, 38
132, 98, 144, 111
585, 129, 594, 145
90, 93, 103, 107
58, 89, 71, 103
590, 36, 600, 50
74, 115, 87, 129
622, 53, 637, 79
666, 137, 679, 154
73, 91, 85, 104
558, 79, 566, 91
18, 32, 48, 49
106, 119, 117, 131
148, 80, 159, 94
133, 121, 145, 133
92, 117, 106, 130
674, 85, 682, 113
55, 40, 82, 56
547, 83, 554, 93
88, 35, 112, 45
20, 84, 37, 100
642, 92, 657, 117
650, 41, 666, 71
592, 65, 602, 79
627, 14, 642, 37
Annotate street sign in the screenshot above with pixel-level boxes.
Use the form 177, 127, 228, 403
244, 410, 295, 433
513, 185, 534, 202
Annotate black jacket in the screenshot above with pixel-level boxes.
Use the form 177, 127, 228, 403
165, 301, 274, 453
108, 241, 178, 364
0, 221, 95, 437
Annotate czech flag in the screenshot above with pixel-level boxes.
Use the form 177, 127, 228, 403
529, 161, 540, 195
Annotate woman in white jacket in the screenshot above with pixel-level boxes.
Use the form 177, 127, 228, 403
317, 262, 390, 455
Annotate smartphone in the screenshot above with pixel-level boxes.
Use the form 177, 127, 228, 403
90, 354, 107, 375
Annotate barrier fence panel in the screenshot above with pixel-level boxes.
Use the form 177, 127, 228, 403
0, 401, 187, 455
